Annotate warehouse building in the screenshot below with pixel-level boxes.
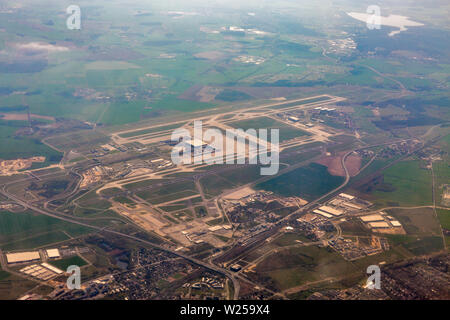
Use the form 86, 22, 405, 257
318, 206, 344, 216
390, 220, 402, 227
341, 202, 362, 210
313, 209, 333, 219
368, 221, 390, 229
41, 262, 64, 275
6, 251, 41, 264
360, 214, 385, 223
339, 193, 355, 200
46, 248, 61, 259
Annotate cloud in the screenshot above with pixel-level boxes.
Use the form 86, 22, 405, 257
13, 42, 69, 53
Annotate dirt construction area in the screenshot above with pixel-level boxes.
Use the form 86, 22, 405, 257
316, 151, 361, 177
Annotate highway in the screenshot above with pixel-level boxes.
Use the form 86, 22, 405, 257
213, 138, 416, 265
0, 136, 433, 299
0, 187, 241, 300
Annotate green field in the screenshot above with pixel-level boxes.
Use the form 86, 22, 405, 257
0, 121, 62, 163
1, 231, 69, 251
256, 163, 344, 200
0, 272, 36, 300
433, 159, 450, 205
135, 180, 199, 204
272, 233, 310, 246
436, 209, 450, 230
255, 246, 358, 291
49, 255, 88, 271
373, 160, 432, 207
387, 207, 442, 235
228, 116, 310, 143
385, 234, 444, 256
73, 191, 112, 217
200, 165, 269, 198
436, 209, 450, 246
118, 123, 186, 138
0, 210, 91, 250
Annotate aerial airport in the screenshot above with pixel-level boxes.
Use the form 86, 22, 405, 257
0, 0, 448, 302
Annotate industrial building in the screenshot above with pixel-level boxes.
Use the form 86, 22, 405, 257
19, 263, 64, 281
318, 206, 344, 216
187, 139, 208, 149
360, 214, 385, 222
339, 193, 355, 200
313, 209, 333, 219
6, 251, 41, 264
41, 262, 64, 274
341, 202, 362, 210
368, 221, 390, 229
46, 248, 61, 259
390, 220, 402, 227
208, 225, 223, 232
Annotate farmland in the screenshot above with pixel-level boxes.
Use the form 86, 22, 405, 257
0, 0, 448, 302
256, 163, 344, 200
373, 161, 433, 207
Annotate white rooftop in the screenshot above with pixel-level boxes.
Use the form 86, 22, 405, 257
187, 139, 207, 147
6, 251, 40, 264
360, 214, 384, 222
46, 248, 60, 259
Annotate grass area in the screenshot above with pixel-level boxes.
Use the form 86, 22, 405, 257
194, 206, 207, 218
436, 209, 450, 230
0, 120, 63, 163
340, 219, 371, 237
99, 188, 124, 197
436, 208, 450, 246
1, 230, 69, 251
433, 158, 450, 205
159, 204, 187, 212
0, 273, 36, 300
389, 235, 444, 256
113, 196, 135, 206
123, 179, 165, 191
384, 233, 444, 256
228, 116, 310, 143
75, 191, 111, 211
373, 160, 432, 207
49, 255, 88, 270
200, 174, 234, 198
255, 246, 357, 291
118, 122, 186, 138
206, 217, 224, 226
281, 149, 321, 166
387, 207, 442, 235
136, 180, 199, 204
256, 163, 344, 201
0, 210, 90, 248
272, 233, 310, 246
0, 270, 10, 281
